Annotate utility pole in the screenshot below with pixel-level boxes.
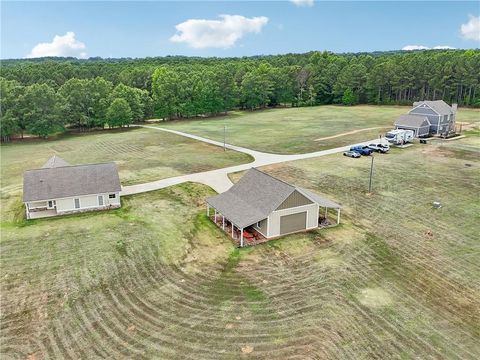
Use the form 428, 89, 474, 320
223, 124, 226, 151
368, 155, 374, 193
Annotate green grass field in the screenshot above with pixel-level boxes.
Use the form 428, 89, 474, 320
0, 127, 251, 222
1, 107, 479, 359
160, 105, 480, 154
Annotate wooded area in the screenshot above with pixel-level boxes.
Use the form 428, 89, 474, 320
1, 49, 478, 141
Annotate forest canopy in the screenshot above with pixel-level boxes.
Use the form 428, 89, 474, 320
1, 49, 479, 141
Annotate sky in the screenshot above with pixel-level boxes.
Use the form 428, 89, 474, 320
1, 1, 479, 59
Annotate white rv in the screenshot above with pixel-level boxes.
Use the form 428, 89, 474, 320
385, 129, 414, 145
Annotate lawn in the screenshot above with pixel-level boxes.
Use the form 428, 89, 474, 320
0, 127, 251, 222
159, 105, 480, 154
1, 133, 479, 358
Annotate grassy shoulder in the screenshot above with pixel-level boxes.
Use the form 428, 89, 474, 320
158, 105, 480, 154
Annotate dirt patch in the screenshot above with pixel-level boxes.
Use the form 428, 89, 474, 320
357, 287, 393, 308
457, 121, 480, 131
241, 345, 254, 354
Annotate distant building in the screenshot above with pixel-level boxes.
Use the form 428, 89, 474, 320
408, 100, 457, 136
206, 168, 341, 246
23, 156, 121, 219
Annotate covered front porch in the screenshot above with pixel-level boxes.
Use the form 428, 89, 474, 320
27, 208, 58, 219
319, 206, 341, 228
207, 205, 267, 247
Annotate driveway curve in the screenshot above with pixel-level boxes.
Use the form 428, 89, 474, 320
121, 125, 377, 195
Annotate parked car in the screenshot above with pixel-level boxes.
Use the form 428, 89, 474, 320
368, 143, 390, 153
343, 150, 361, 158
350, 145, 373, 156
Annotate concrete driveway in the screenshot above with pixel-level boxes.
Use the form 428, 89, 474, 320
121, 125, 377, 195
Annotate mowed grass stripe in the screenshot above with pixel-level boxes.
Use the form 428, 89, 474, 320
0, 127, 251, 212
160, 106, 480, 154
2, 126, 479, 356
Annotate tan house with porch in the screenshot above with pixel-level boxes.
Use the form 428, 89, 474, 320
207, 168, 341, 247
23, 156, 121, 219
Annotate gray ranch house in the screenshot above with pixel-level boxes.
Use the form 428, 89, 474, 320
408, 100, 457, 136
394, 114, 431, 137
207, 168, 341, 247
23, 156, 121, 219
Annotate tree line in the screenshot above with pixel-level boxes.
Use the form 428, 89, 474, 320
0, 78, 153, 141
1, 49, 479, 141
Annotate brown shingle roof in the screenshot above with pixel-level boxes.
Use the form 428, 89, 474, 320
207, 168, 341, 228
23, 162, 121, 202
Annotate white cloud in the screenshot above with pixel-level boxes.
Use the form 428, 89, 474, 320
170, 14, 269, 49
27, 32, 87, 58
402, 45, 455, 51
461, 15, 480, 41
432, 45, 456, 49
290, 0, 314, 7
402, 45, 430, 51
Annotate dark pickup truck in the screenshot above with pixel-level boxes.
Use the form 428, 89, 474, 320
350, 145, 373, 156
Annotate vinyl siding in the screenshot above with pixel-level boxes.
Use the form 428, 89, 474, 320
409, 106, 438, 116
253, 218, 268, 236
25, 192, 121, 219
276, 190, 313, 210
409, 107, 442, 134
268, 203, 319, 238
56, 198, 74, 211
417, 126, 430, 137
106, 192, 121, 206
56, 192, 120, 212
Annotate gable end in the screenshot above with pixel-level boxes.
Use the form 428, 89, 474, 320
276, 190, 313, 211
410, 102, 440, 116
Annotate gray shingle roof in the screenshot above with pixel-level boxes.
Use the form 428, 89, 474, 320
207, 168, 341, 228
394, 114, 431, 128
23, 162, 121, 202
412, 100, 453, 115
42, 155, 71, 168
296, 188, 341, 209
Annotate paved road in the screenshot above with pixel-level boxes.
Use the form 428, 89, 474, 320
121, 125, 377, 195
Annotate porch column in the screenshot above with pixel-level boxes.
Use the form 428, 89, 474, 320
337, 208, 341, 225
232, 224, 234, 238
222, 215, 225, 230
240, 228, 244, 247
214, 209, 217, 223
325, 207, 328, 219
206, 204, 209, 216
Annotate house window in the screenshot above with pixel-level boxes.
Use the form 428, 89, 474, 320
109, 194, 116, 199
98, 195, 104, 206
48, 200, 55, 208
257, 221, 261, 227
74, 198, 80, 209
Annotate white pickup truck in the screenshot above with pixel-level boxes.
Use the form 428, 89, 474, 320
385, 129, 414, 145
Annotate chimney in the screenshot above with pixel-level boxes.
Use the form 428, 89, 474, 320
452, 103, 458, 113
